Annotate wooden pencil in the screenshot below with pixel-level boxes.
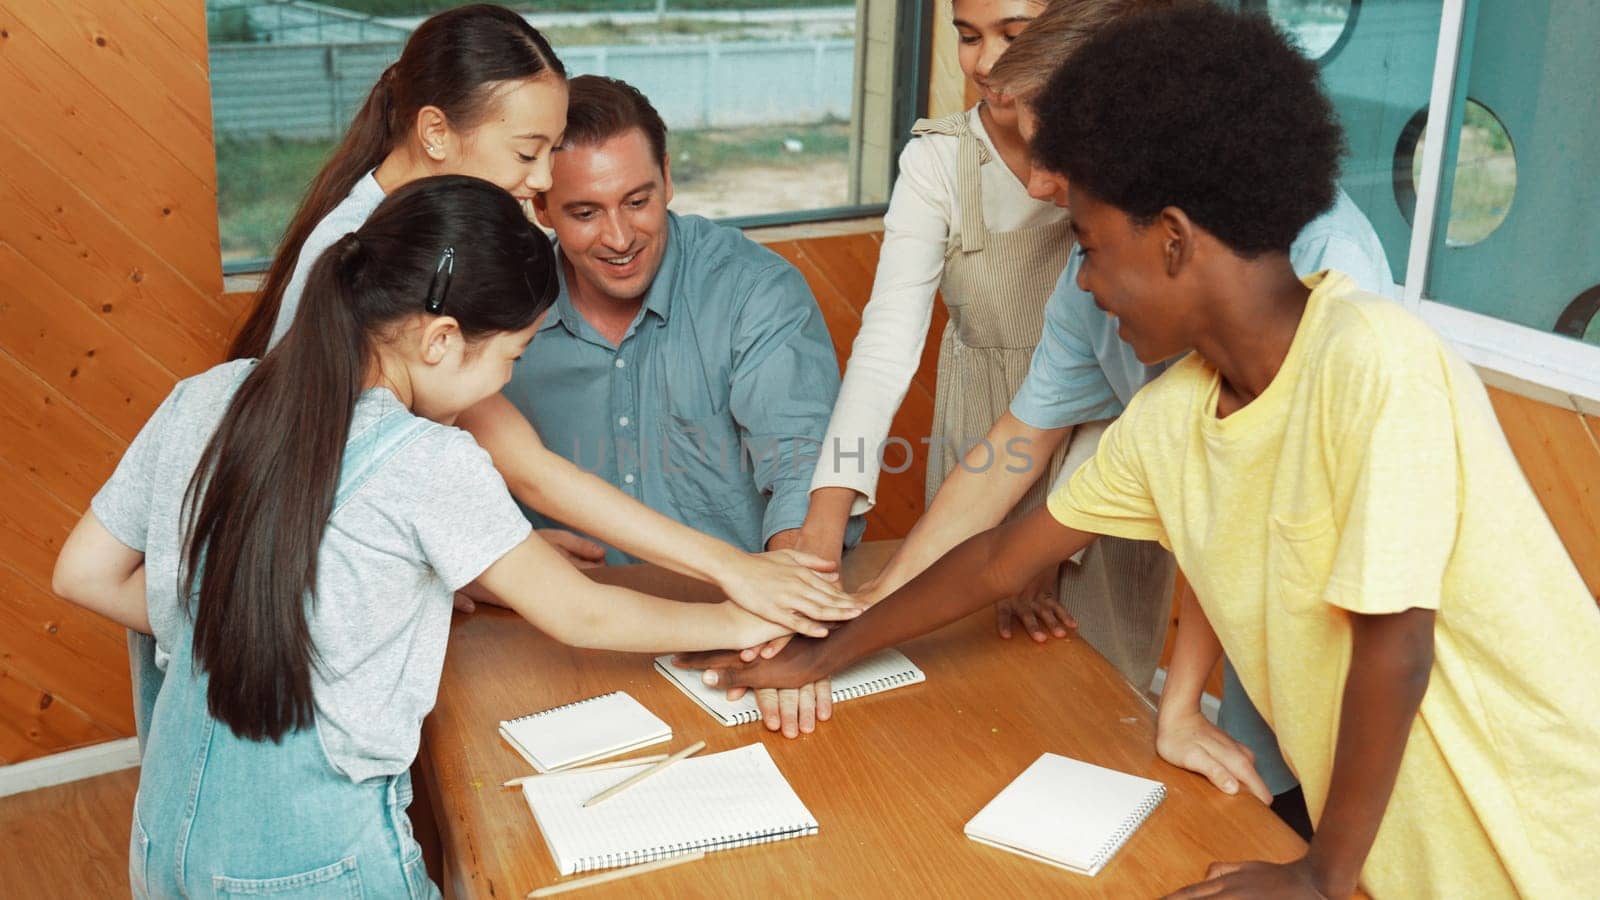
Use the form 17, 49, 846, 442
580, 740, 705, 808
502, 754, 671, 788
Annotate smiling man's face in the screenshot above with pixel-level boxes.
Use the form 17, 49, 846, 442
535, 128, 672, 305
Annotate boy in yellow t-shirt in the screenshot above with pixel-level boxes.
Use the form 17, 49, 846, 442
682, 6, 1600, 897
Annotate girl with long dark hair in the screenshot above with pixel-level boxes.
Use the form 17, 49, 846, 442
53, 177, 792, 897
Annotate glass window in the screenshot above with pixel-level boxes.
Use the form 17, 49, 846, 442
1255, 0, 1600, 386
1251, 0, 1446, 283
206, 0, 915, 270
1262, 0, 1355, 60
1395, 99, 1517, 248
1422, 1, 1600, 348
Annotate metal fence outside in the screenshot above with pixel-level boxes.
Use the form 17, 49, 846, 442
210, 38, 857, 141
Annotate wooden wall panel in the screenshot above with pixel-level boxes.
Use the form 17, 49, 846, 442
0, 5, 221, 293
1487, 388, 1600, 602
0, 0, 219, 764
763, 231, 950, 542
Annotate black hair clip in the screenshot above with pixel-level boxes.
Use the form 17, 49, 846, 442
425, 246, 455, 314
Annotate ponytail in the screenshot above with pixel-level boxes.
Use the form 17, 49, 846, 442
186, 236, 367, 741
227, 4, 567, 360
228, 81, 398, 361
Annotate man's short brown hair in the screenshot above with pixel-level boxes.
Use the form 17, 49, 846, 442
561, 75, 669, 169
989, 0, 1187, 104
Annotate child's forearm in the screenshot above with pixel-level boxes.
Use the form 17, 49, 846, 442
1307, 608, 1435, 896
816, 508, 1095, 676
1156, 583, 1222, 726
459, 395, 743, 585
872, 416, 1070, 599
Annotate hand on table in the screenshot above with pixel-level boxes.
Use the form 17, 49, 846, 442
1162, 857, 1335, 899
1156, 708, 1273, 804
995, 564, 1076, 641
721, 681, 834, 738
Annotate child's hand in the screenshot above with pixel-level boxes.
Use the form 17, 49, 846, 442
674, 636, 825, 691
1156, 708, 1273, 804
1162, 857, 1335, 899
717, 550, 863, 638
995, 564, 1076, 641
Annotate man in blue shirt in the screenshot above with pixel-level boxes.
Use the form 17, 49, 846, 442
501, 75, 860, 564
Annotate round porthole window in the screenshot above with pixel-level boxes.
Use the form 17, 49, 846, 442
1393, 99, 1517, 247
1266, 0, 1357, 61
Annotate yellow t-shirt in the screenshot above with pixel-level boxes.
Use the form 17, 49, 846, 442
1048, 271, 1600, 898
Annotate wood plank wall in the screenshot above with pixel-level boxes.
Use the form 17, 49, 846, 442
764, 233, 948, 541
0, 0, 230, 763
0, 2, 1594, 767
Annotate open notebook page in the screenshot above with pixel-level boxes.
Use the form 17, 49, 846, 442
520, 743, 818, 875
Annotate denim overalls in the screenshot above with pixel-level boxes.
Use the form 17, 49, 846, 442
130, 401, 442, 899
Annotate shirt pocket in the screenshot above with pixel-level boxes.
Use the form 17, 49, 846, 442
1266, 510, 1338, 618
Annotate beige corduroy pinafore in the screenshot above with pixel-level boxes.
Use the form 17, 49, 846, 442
917, 110, 1175, 689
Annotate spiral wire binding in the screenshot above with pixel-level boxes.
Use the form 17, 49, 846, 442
832, 669, 917, 701
1088, 783, 1166, 871
573, 824, 820, 874
505, 691, 620, 727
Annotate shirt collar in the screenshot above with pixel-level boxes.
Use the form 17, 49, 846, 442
543, 211, 683, 335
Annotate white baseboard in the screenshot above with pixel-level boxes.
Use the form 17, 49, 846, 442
0, 737, 139, 799
1148, 667, 1222, 724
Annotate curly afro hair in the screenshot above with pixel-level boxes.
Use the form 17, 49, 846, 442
1030, 2, 1344, 256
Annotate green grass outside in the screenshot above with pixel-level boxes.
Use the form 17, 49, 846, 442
1410, 102, 1517, 247
216, 121, 851, 261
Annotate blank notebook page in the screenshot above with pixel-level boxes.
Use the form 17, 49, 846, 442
964, 752, 1166, 876
521, 743, 818, 875
500, 691, 671, 773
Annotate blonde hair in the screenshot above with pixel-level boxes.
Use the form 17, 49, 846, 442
988, 0, 1186, 103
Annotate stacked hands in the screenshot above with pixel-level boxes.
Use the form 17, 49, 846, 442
673, 559, 1084, 739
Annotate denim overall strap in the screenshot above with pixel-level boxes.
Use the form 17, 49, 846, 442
131, 402, 439, 900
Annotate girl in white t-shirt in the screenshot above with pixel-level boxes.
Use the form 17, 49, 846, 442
795, 0, 1172, 688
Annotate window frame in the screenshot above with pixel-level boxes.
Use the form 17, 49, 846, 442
1403, 0, 1600, 413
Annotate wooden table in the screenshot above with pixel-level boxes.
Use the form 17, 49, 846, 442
418, 542, 1305, 898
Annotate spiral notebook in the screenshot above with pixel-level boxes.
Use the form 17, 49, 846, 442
964, 753, 1166, 876
498, 691, 671, 773
653, 648, 926, 725
520, 743, 818, 875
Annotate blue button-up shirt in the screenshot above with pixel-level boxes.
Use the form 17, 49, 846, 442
504, 212, 862, 564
